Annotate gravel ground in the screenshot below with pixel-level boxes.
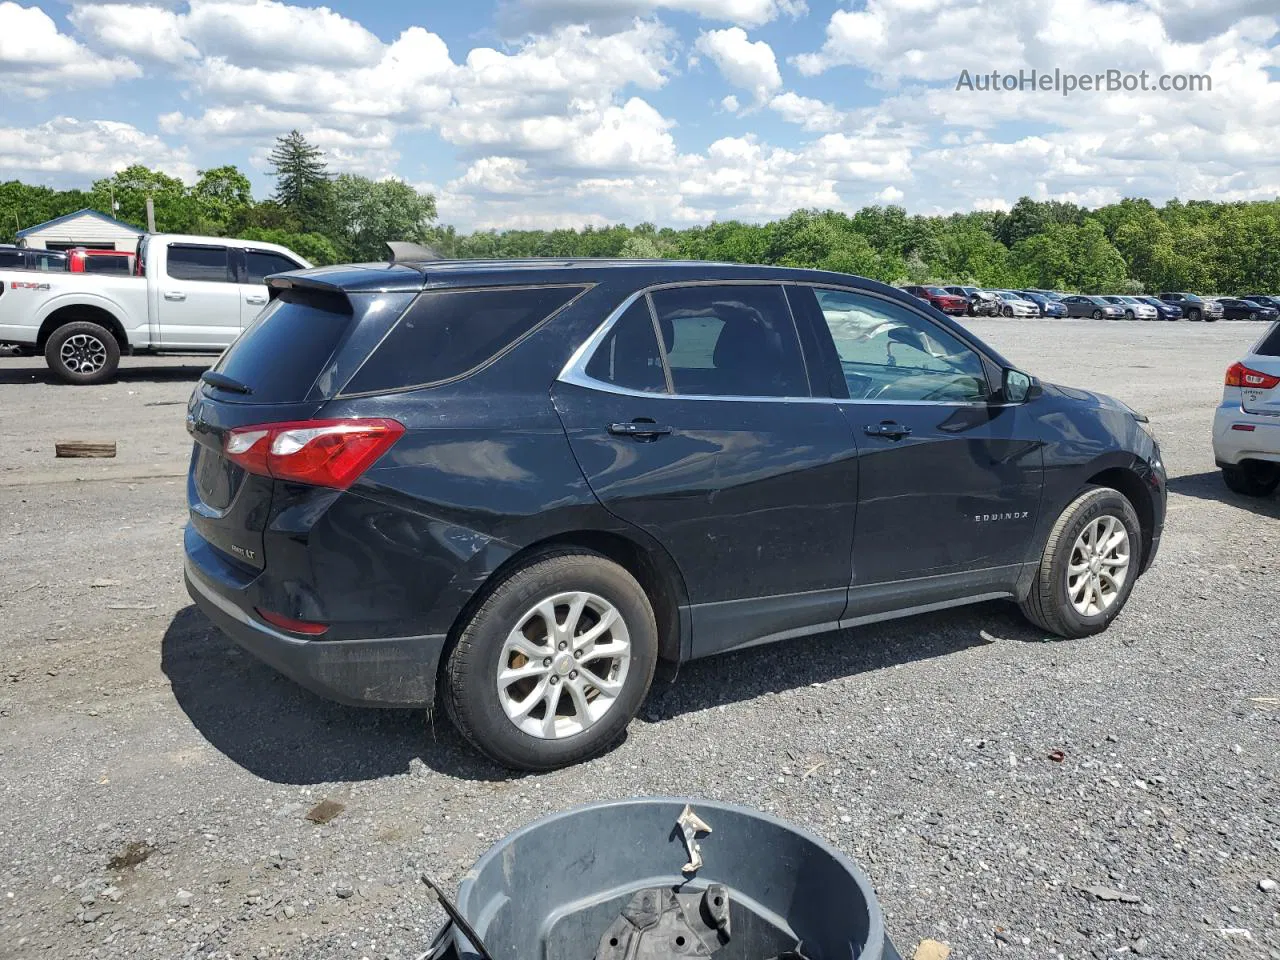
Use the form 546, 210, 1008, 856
1, 319, 1278, 960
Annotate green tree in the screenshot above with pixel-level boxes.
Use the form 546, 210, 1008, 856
238, 227, 341, 266
90, 165, 193, 233
268, 130, 332, 233
191, 165, 253, 235
330, 174, 437, 262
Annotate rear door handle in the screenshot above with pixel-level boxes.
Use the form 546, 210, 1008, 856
244, 295, 267, 305
609, 420, 673, 438
164, 291, 187, 301
864, 421, 912, 440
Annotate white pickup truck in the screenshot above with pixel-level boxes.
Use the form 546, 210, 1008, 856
0, 233, 310, 384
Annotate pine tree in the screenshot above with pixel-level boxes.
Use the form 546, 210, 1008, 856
268, 130, 331, 231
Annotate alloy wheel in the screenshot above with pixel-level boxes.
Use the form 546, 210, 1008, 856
1067, 515, 1130, 617
496, 591, 632, 739
60, 333, 108, 375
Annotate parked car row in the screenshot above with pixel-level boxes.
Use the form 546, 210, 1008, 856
902, 284, 1280, 322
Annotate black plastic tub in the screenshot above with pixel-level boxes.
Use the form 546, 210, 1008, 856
427, 797, 900, 960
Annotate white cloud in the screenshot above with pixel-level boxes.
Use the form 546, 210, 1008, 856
69, 4, 198, 63
695, 27, 781, 103
181, 0, 383, 67
0, 117, 194, 182
0, 1, 140, 93
506, 0, 806, 30
877, 185, 904, 203
721, 94, 741, 112
768, 91, 847, 131
972, 197, 1011, 212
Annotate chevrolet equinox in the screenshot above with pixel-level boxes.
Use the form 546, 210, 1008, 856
184, 259, 1166, 770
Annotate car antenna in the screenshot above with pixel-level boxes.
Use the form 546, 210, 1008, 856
385, 241, 442, 263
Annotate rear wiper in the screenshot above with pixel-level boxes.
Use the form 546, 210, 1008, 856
201, 371, 253, 395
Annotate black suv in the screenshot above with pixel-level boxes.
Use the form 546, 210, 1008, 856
184, 260, 1166, 770
0, 244, 67, 272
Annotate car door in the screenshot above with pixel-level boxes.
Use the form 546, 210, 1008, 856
238, 248, 303, 328
552, 282, 860, 659
157, 242, 241, 347
787, 285, 1044, 618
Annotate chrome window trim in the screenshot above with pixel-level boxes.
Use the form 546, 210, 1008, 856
558, 279, 1005, 408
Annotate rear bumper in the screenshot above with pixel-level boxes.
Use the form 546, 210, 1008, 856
1213, 401, 1280, 466
184, 551, 445, 709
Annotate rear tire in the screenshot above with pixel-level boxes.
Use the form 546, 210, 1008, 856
1222, 463, 1280, 498
1019, 487, 1142, 639
45, 321, 120, 385
444, 548, 658, 771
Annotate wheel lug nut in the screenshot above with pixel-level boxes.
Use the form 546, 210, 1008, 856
550, 676, 559, 685
569, 670, 578, 679
558, 641, 567, 650
543, 658, 552, 667
573, 650, 582, 659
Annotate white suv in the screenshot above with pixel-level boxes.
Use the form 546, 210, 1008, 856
1213, 321, 1280, 496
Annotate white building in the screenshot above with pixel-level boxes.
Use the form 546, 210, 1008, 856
16, 208, 143, 253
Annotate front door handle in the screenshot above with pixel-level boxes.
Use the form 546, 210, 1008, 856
864, 421, 912, 440
609, 420, 673, 439
244, 295, 267, 305
164, 291, 187, 301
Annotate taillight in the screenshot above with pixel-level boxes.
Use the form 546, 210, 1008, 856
1225, 362, 1280, 389
224, 418, 404, 489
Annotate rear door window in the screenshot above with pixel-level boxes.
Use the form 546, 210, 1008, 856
647, 284, 810, 398
342, 285, 586, 395
168, 244, 231, 282
244, 251, 302, 284
584, 299, 668, 393
0, 250, 23, 270
209, 287, 354, 403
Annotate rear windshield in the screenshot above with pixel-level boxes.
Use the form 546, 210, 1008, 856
1256, 323, 1280, 357
209, 288, 353, 403
341, 285, 586, 395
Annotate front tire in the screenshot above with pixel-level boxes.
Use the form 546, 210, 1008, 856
1091, 309, 1103, 319
45, 321, 120, 385
443, 549, 658, 771
1248, 311, 1258, 321
1019, 487, 1142, 639
1187, 308, 1202, 322
1222, 463, 1280, 498
1125, 310, 1135, 320
1002, 305, 1013, 318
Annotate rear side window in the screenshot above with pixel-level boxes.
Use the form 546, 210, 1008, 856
0, 250, 22, 269
584, 299, 667, 393
168, 244, 231, 282
210, 288, 353, 403
244, 251, 301, 285
342, 285, 585, 395
85, 255, 130, 274
648, 284, 810, 398
1256, 323, 1280, 358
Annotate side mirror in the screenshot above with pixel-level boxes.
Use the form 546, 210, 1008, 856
1002, 368, 1040, 403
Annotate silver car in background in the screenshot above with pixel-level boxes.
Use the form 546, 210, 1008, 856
1061, 295, 1124, 319
991, 290, 1040, 318
1213, 321, 1280, 497
1102, 295, 1159, 320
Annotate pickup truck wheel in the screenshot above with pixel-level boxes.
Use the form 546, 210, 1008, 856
45, 321, 120, 385
443, 548, 658, 771
1019, 487, 1142, 639
1186, 308, 1201, 322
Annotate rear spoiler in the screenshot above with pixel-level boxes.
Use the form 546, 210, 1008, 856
385, 241, 441, 263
